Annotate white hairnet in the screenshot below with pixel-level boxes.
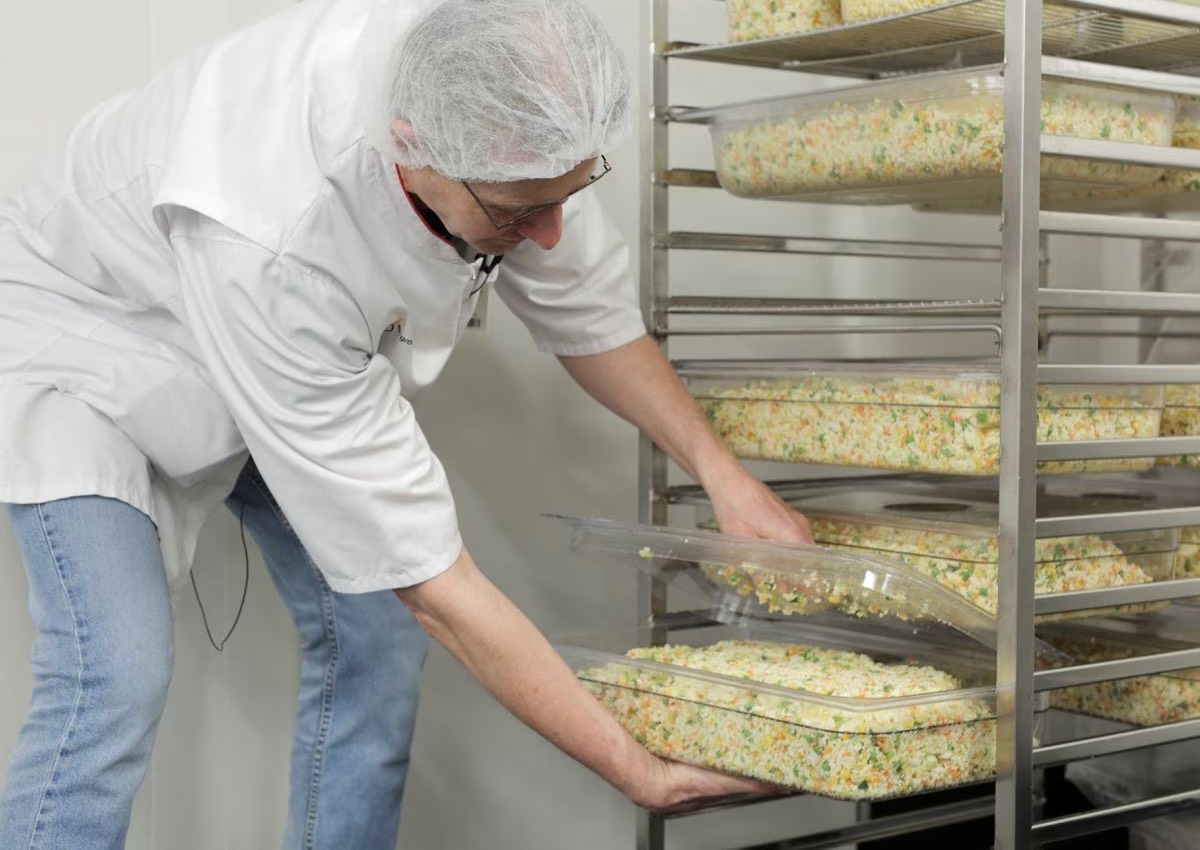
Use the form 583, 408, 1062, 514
356, 0, 633, 183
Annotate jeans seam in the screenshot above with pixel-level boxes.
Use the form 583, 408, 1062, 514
242, 468, 338, 849
299, 566, 339, 849
244, 467, 294, 532
24, 505, 88, 850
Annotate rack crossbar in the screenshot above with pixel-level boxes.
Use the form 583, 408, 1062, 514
1038, 362, 1200, 382
1031, 787, 1200, 844
1041, 212, 1200, 240
1041, 135, 1200, 170
655, 322, 1001, 338
729, 796, 996, 849
1035, 647, 1200, 690
1042, 55, 1200, 95
1053, 0, 1200, 27
663, 293, 1200, 318
1037, 506, 1200, 536
1036, 436, 1200, 461
666, 296, 1003, 316
1033, 718, 1200, 767
663, 231, 1003, 261
1033, 578, 1200, 616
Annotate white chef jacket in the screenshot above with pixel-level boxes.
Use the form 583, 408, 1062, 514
0, 0, 644, 593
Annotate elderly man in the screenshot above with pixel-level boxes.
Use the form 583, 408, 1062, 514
0, 0, 810, 846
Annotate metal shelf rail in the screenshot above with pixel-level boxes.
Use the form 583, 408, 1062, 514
638, 1, 1200, 848
664, 0, 1200, 79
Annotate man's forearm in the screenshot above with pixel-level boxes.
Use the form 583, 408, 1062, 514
394, 549, 776, 811
396, 550, 654, 799
558, 335, 742, 490
560, 334, 813, 544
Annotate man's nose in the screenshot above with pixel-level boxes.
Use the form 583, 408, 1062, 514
515, 205, 564, 250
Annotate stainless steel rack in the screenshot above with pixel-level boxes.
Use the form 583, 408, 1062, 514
637, 1, 1200, 848
666, 0, 1200, 78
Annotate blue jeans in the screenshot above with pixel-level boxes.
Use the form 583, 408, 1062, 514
0, 462, 430, 850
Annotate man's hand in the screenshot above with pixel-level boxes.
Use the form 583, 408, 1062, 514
634, 757, 787, 814
704, 463, 813, 545
559, 337, 812, 546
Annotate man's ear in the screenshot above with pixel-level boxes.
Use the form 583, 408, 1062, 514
390, 118, 418, 149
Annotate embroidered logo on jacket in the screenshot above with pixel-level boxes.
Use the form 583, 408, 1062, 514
384, 319, 414, 346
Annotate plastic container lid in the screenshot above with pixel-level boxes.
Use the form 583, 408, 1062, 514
675, 358, 1164, 410
550, 514, 999, 649
684, 64, 1173, 132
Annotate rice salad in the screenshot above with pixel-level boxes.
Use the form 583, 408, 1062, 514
693, 374, 1163, 475
727, 0, 842, 41
698, 561, 914, 620
1159, 384, 1200, 469
1178, 524, 1200, 578
714, 81, 1172, 200
1046, 100, 1200, 211
808, 517, 1168, 620
841, 0, 1076, 25
1043, 632, 1200, 727
579, 639, 996, 799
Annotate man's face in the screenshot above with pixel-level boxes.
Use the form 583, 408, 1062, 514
400, 158, 599, 255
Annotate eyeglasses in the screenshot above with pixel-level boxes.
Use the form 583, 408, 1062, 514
462, 155, 611, 231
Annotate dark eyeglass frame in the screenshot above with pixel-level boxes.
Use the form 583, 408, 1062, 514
462, 155, 611, 231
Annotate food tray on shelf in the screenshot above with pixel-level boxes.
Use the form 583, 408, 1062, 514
677, 0, 1200, 79
551, 514, 1000, 647
676, 359, 1165, 476
1160, 383, 1200, 469
695, 478, 1178, 621
556, 617, 1023, 800
840, 0, 1077, 28
1039, 97, 1200, 214
727, 0, 843, 43
1038, 470, 1200, 579
1038, 611, 1200, 727
680, 65, 1174, 205
794, 484, 1177, 621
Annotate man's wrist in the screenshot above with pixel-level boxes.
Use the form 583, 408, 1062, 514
693, 447, 747, 495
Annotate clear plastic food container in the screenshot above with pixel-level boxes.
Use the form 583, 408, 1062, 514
727, 0, 842, 42
783, 484, 1178, 621
1039, 615, 1200, 727
695, 66, 1174, 204
1160, 384, 1200, 469
840, 0, 1079, 27
1039, 470, 1200, 580
1044, 97, 1200, 214
841, 0, 969, 23
677, 360, 1165, 476
557, 618, 1016, 800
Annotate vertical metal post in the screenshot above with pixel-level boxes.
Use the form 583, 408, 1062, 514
638, 0, 670, 543
1139, 217, 1168, 365
1036, 234, 1049, 355
637, 2, 669, 848
997, 0, 1042, 848
638, 0, 670, 631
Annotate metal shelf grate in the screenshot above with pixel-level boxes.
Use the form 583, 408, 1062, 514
668, 0, 1200, 78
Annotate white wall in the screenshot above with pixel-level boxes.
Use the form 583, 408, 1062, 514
0, 1, 1156, 849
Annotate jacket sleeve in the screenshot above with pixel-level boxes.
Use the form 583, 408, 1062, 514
169, 209, 462, 593
493, 191, 647, 357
